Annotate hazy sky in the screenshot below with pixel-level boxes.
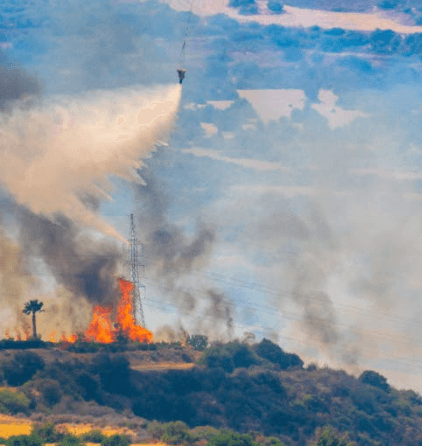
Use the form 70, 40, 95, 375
3, 0, 422, 392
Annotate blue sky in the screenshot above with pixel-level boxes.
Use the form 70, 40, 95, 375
3, 0, 422, 391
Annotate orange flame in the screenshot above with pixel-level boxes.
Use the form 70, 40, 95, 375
5, 330, 10, 339
15, 328, 21, 341
47, 278, 153, 345
22, 321, 30, 340
116, 279, 153, 343
61, 332, 78, 343
84, 305, 114, 343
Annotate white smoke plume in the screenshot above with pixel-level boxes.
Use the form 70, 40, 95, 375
0, 84, 182, 239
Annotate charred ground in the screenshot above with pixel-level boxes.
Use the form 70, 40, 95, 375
0, 339, 420, 446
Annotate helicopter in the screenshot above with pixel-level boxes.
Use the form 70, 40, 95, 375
177, 40, 187, 84
177, 68, 186, 84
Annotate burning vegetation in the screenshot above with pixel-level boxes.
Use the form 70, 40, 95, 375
81, 279, 153, 344
8, 279, 153, 345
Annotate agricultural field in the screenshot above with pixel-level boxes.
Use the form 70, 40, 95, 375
0, 415, 166, 446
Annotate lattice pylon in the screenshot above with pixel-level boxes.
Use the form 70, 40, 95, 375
128, 213, 146, 327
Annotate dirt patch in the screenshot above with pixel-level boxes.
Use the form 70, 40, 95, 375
131, 362, 196, 371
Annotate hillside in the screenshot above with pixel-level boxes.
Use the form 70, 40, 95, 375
0, 340, 421, 446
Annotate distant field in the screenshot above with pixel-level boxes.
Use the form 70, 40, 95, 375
59, 424, 134, 436
0, 415, 164, 445
0, 415, 32, 438
130, 361, 196, 371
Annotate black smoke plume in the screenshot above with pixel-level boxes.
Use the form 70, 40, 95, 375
15, 207, 123, 307
133, 164, 236, 337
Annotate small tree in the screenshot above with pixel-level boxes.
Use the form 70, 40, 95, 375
186, 334, 208, 351
80, 431, 106, 443
57, 435, 85, 446
208, 430, 258, 446
22, 300, 44, 339
161, 422, 191, 445
359, 370, 390, 392
2, 352, 45, 386
6, 434, 43, 446
100, 435, 130, 446
311, 427, 355, 446
32, 422, 64, 443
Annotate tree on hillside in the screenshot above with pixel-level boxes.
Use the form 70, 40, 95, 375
311, 427, 355, 446
208, 430, 258, 446
2, 351, 45, 386
358, 370, 390, 392
254, 338, 303, 370
22, 300, 44, 339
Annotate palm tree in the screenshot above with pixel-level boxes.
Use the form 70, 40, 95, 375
22, 300, 44, 339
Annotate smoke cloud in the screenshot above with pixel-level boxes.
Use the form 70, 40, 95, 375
131, 166, 238, 337
0, 40, 183, 335
0, 84, 181, 238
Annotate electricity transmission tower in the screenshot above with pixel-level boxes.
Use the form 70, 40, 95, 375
128, 213, 146, 327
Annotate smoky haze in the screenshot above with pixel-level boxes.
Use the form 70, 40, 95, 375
132, 166, 235, 339
0, 38, 182, 336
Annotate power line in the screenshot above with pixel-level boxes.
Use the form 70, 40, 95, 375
188, 268, 422, 332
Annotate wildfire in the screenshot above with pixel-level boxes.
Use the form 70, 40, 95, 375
61, 332, 78, 343
116, 279, 153, 343
84, 305, 114, 344
51, 278, 152, 344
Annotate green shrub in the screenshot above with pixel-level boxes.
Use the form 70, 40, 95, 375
311, 426, 355, 446
198, 346, 235, 372
358, 370, 390, 393
39, 381, 62, 406
0, 389, 31, 414
225, 342, 260, 368
186, 335, 208, 351
0, 340, 47, 351
80, 430, 106, 443
208, 430, 258, 446
161, 421, 191, 445
256, 436, 286, 446
100, 434, 130, 446
31, 422, 64, 443
146, 421, 165, 440
57, 434, 85, 446
6, 434, 42, 446
190, 426, 220, 443
2, 352, 45, 386
75, 372, 100, 401
254, 339, 303, 370
199, 342, 260, 372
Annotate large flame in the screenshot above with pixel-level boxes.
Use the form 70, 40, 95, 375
84, 305, 115, 343
56, 278, 152, 344
6, 279, 153, 344
116, 279, 153, 343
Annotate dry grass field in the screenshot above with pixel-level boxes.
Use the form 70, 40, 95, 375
56, 423, 137, 437
130, 362, 196, 371
0, 415, 166, 446
0, 415, 32, 438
